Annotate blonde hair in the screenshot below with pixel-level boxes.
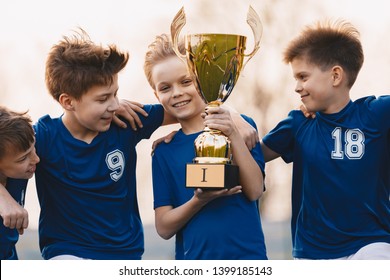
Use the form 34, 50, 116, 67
144, 34, 185, 89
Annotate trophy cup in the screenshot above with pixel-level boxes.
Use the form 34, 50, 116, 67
171, 6, 262, 189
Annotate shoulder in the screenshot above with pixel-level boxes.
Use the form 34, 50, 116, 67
34, 114, 59, 131
139, 104, 164, 128
142, 104, 164, 118
153, 130, 191, 156
354, 95, 390, 122
354, 94, 390, 107
271, 110, 307, 132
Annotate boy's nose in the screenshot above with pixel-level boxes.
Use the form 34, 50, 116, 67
172, 86, 184, 98
109, 97, 120, 111
32, 150, 40, 164
295, 83, 303, 93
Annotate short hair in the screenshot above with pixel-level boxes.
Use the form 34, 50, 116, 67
144, 34, 185, 89
0, 106, 35, 159
45, 28, 129, 101
283, 20, 364, 88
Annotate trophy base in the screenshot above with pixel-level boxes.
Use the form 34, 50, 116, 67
186, 163, 239, 189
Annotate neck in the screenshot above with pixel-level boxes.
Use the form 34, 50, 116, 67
180, 115, 205, 135
62, 113, 98, 144
0, 174, 7, 186
324, 94, 351, 114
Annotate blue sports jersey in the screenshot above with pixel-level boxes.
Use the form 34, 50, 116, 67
263, 96, 390, 259
33, 104, 164, 260
0, 178, 28, 260
152, 115, 267, 260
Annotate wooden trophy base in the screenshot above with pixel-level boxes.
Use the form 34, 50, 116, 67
186, 163, 239, 189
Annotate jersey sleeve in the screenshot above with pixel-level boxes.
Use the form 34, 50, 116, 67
152, 151, 174, 209
134, 104, 164, 143
33, 115, 54, 160
262, 110, 302, 163
363, 95, 390, 131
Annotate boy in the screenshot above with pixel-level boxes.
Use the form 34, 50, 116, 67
261, 20, 390, 259
144, 34, 267, 259
0, 106, 40, 259
35, 29, 257, 260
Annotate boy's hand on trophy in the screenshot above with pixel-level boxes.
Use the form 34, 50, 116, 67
204, 106, 236, 137
204, 106, 259, 150
113, 99, 148, 130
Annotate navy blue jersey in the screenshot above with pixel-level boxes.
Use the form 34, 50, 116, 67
33, 104, 164, 260
0, 178, 27, 260
152, 115, 267, 260
263, 96, 390, 259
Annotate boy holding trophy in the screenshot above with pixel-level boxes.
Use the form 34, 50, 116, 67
144, 34, 267, 260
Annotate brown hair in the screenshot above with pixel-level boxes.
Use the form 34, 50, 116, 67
45, 28, 129, 101
0, 106, 34, 159
283, 20, 364, 88
144, 34, 185, 89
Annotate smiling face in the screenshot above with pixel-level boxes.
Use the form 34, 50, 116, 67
61, 75, 120, 142
291, 56, 349, 114
152, 56, 206, 129
0, 141, 40, 182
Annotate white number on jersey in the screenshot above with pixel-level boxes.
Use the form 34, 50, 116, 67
331, 127, 365, 160
105, 149, 125, 181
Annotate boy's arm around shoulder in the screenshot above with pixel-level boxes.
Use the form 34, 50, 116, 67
114, 100, 177, 130
261, 140, 281, 162
261, 109, 306, 163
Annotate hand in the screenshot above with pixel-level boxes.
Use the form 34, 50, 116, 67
299, 104, 316, 119
151, 130, 178, 155
216, 104, 259, 149
0, 195, 29, 235
204, 106, 259, 149
113, 99, 148, 130
194, 185, 242, 205
204, 106, 237, 137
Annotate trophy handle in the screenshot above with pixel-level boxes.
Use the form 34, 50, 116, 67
243, 6, 263, 68
170, 6, 187, 61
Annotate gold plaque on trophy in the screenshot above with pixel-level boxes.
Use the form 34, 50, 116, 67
171, 6, 262, 188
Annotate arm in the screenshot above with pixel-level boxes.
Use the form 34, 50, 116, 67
114, 99, 178, 129
0, 183, 28, 235
261, 140, 281, 162
112, 99, 148, 130
204, 106, 263, 201
155, 186, 242, 240
149, 103, 258, 153
221, 104, 259, 149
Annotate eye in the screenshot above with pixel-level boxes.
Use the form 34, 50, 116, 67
182, 79, 193, 86
158, 85, 171, 93
16, 155, 28, 163
97, 96, 109, 102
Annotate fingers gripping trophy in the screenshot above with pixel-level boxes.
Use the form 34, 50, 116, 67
171, 6, 263, 189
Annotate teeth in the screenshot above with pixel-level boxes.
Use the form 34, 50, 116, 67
173, 101, 189, 107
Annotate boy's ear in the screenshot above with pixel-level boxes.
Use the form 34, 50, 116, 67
59, 93, 75, 111
331, 66, 343, 86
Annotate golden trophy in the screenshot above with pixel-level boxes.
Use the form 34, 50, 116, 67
171, 6, 262, 189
